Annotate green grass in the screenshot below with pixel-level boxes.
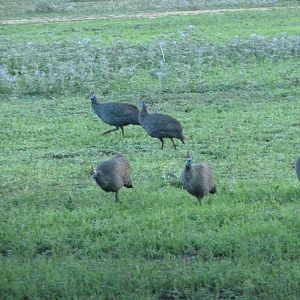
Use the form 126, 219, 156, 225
1, 3, 300, 299
0, 0, 299, 21
1, 7, 299, 43
1, 89, 300, 299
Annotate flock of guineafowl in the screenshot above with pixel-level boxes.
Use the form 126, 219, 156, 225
88, 92, 300, 204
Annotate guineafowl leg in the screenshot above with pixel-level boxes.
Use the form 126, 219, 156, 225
102, 126, 120, 135
170, 138, 177, 149
120, 126, 125, 137
115, 190, 120, 203
197, 198, 203, 205
159, 138, 164, 150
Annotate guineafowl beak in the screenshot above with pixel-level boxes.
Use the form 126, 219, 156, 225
89, 166, 96, 179
91, 171, 97, 180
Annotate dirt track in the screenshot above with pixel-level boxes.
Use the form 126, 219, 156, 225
0, 6, 299, 25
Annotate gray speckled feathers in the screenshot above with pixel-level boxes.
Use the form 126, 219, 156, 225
181, 152, 216, 204
88, 92, 140, 137
91, 155, 133, 203
139, 101, 185, 149
296, 156, 300, 181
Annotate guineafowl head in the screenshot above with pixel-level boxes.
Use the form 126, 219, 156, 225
141, 101, 148, 113
185, 151, 192, 169
90, 166, 97, 180
88, 92, 97, 103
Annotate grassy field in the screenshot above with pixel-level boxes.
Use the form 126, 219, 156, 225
1, 1, 300, 299
0, 0, 299, 21
1, 7, 300, 42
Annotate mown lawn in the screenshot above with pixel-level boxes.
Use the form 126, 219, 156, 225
0, 3, 300, 300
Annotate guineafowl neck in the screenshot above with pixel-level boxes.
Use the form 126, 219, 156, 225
185, 165, 192, 172
185, 159, 192, 170
141, 107, 148, 114
139, 109, 148, 122
91, 98, 99, 105
184, 166, 193, 178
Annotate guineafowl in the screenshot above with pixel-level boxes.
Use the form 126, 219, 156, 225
181, 151, 216, 204
296, 156, 300, 181
90, 154, 133, 203
139, 101, 185, 149
88, 92, 140, 137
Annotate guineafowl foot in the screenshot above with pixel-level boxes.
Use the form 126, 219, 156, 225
170, 138, 179, 149
115, 191, 120, 203
120, 126, 125, 137
102, 127, 120, 136
159, 138, 164, 150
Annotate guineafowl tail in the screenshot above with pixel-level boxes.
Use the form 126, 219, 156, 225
124, 175, 133, 188
296, 156, 300, 181
125, 183, 133, 188
209, 186, 217, 194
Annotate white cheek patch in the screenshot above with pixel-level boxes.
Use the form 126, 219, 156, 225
91, 171, 97, 180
